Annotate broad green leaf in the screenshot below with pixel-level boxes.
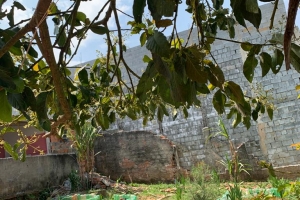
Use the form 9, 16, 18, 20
230, 0, 246, 27
147, 0, 175, 21
0, 70, 16, 90
213, 89, 226, 114
0, 90, 12, 122
249, 44, 262, 55
243, 7, 261, 29
206, 62, 225, 88
259, 52, 272, 77
96, 110, 109, 130
142, 55, 152, 63
7, 92, 27, 111
267, 106, 273, 120
241, 42, 253, 51
77, 67, 89, 86
196, 83, 210, 94
13, 1, 26, 10
76, 12, 86, 22
185, 54, 208, 84
223, 81, 245, 104
9, 45, 22, 55
133, 0, 146, 23
3, 141, 18, 160
290, 43, 300, 73
243, 54, 258, 82
212, 0, 224, 9
252, 110, 258, 121
271, 48, 284, 74
48, 2, 58, 14
155, 19, 173, 28
136, 62, 155, 102
227, 17, 235, 38
21, 87, 36, 111
146, 31, 170, 57
90, 26, 108, 35
36, 92, 49, 127
7, 6, 14, 26
23, 43, 38, 58
242, 116, 251, 129
227, 108, 236, 119
232, 112, 242, 128
57, 26, 66, 47
140, 32, 147, 46
9, 77, 24, 93
246, 0, 259, 13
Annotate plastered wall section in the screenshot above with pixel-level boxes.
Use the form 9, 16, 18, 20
0, 154, 78, 199
105, 0, 300, 169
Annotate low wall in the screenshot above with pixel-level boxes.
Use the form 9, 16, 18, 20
0, 154, 78, 199
94, 131, 184, 183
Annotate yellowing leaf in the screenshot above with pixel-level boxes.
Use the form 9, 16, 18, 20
291, 143, 300, 150
208, 83, 215, 91
296, 85, 300, 91
33, 63, 39, 71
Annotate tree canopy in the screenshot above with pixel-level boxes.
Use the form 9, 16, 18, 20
0, 0, 300, 160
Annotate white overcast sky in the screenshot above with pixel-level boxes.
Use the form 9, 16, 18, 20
0, 0, 298, 66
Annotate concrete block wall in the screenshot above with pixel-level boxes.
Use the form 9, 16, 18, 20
99, 0, 300, 170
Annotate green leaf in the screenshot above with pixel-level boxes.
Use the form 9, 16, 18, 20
146, 31, 170, 57
245, 0, 259, 13
96, 110, 110, 130
133, 0, 146, 23
140, 32, 147, 46
223, 81, 245, 104
206, 62, 225, 88
232, 112, 242, 128
185, 55, 208, 84
0, 90, 12, 122
241, 42, 253, 51
252, 110, 258, 121
242, 116, 251, 129
48, 2, 58, 14
259, 52, 272, 77
290, 43, 300, 73
13, 1, 26, 10
213, 89, 226, 114
36, 92, 49, 128
155, 19, 173, 28
142, 55, 152, 63
76, 12, 86, 22
57, 26, 66, 47
271, 49, 284, 74
3, 141, 18, 160
267, 106, 273, 120
136, 62, 155, 102
0, 70, 16, 90
24, 43, 38, 58
7, 6, 14, 26
78, 67, 89, 86
147, 0, 175, 21
227, 108, 236, 119
243, 7, 261, 29
7, 92, 27, 111
90, 26, 108, 35
196, 83, 210, 94
243, 54, 258, 83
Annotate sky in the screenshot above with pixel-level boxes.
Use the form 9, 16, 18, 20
0, 0, 299, 66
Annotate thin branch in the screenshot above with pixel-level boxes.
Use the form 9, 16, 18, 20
116, 8, 133, 18
0, 0, 52, 59
184, 21, 195, 48
269, 0, 279, 29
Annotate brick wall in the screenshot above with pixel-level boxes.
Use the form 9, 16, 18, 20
94, 131, 184, 183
